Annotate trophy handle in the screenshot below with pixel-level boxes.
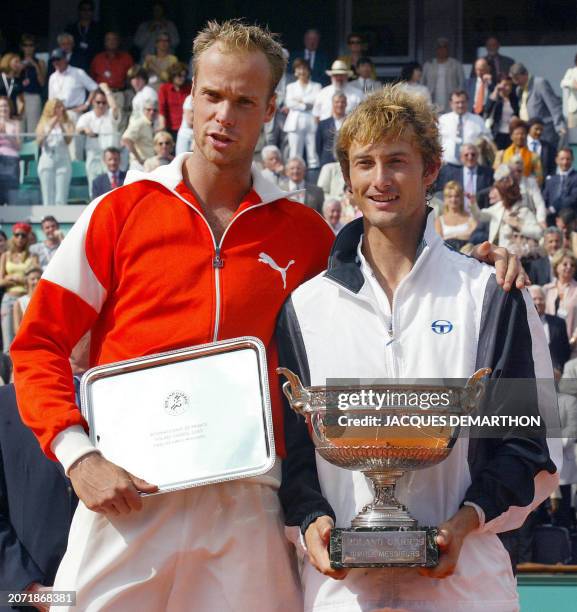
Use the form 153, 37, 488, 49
276, 367, 312, 415
463, 367, 492, 413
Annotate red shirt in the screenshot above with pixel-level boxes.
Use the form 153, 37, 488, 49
158, 82, 191, 131
90, 51, 134, 90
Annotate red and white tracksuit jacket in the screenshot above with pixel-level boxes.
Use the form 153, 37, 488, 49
12, 152, 334, 474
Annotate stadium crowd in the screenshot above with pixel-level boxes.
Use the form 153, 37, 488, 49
0, 2, 576, 606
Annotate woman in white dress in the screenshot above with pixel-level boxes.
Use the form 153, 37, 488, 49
283, 58, 321, 169
434, 180, 476, 243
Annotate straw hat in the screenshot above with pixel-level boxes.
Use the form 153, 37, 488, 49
326, 60, 354, 77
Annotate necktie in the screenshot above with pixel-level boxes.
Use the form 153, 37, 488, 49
474, 80, 485, 114
559, 174, 566, 199
455, 115, 464, 162
466, 169, 475, 195
531, 140, 538, 153
111, 173, 118, 189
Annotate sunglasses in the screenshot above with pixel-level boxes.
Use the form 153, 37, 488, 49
14, 233, 27, 238
157, 141, 171, 145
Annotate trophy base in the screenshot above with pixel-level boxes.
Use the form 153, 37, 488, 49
330, 526, 439, 568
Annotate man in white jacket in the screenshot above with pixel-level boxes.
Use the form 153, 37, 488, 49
277, 85, 561, 611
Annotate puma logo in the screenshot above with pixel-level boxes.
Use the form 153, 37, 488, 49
258, 252, 295, 289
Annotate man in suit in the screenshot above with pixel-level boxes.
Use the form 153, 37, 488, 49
525, 227, 563, 286
438, 90, 493, 165
529, 285, 571, 373
0, 384, 78, 606
422, 38, 465, 113
483, 36, 515, 82
280, 156, 324, 212
527, 118, 557, 177
465, 58, 494, 115
290, 29, 329, 86
91, 146, 127, 198
316, 92, 346, 168
543, 148, 577, 218
436, 143, 493, 196
510, 62, 566, 147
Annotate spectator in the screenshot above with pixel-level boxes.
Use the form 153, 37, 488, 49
494, 118, 543, 185
0, 53, 24, 119
398, 62, 431, 103
0, 231, 7, 255
483, 36, 515, 82
556, 207, 577, 252
0, 384, 78, 602
280, 156, 324, 212
526, 118, 556, 178
316, 92, 346, 168
337, 33, 375, 79
76, 84, 120, 196
158, 62, 191, 138
508, 156, 546, 227
127, 65, 158, 123
143, 130, 174, 172
438, 89, 492, 166
175, 94, 193, 155
30, 215, 63, 270
544, 249, 577, 351
65, 0, 102, 72
260, 145, 284, 185
543, 148, 577, 219
312, 60, 364, 121
510, 62, 566, 147
290, 28, 329, 86
51, 32, 80, 71
484, 76, 519, 150
525, 227, 563, 286
0, 223, 38, 352
36, 99, 74, 205
283, 59, 321, 169
48, 48, 98, 124
422, 37, 465, 113
561, 53, 577, 144
322, 197, 343, 233
0, 96, 21, 205
19, 34, 46, 133
434, 180, 477, 244
317, 161, 346, 200
436, 143, 493, 198
122, 99, 158, 169
470, 164, 542, 250
529, 284, 571, 373
142, 31, 178, 90
133, 1, 180, 62
13, 265, 42, 333
90, 32, 134, 123
466, 58, 494, 115
351, 57, 380, 95
92, 146, 126, 198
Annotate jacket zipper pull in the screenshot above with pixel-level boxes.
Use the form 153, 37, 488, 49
213, 247, 224, 268
386, 323, 394, 346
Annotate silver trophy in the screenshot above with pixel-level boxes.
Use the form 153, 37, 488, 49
277, 367, 491, 568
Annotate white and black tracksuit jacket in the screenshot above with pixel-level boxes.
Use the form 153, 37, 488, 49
276, 213, 562, 612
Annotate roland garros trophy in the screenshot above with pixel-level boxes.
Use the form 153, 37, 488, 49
277, 368, 491, 568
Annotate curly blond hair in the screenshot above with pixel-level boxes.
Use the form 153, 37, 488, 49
336, 84, 442, 181
192, 20, 286, 96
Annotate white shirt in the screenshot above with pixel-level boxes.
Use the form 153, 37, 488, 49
131, 85, 158, 121
462, 166, 477, 197
498, 98, 514, 134
438, 111, 492, 165
48, 66, 97, 109
304, 49, 316, 70
435, 62, 448, 112
76, 109, 120, 152
312, 83, 364, 121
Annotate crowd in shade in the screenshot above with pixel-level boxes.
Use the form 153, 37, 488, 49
0, 0, 576, 596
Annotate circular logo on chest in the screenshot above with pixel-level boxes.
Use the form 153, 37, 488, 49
164, 391, 190, 416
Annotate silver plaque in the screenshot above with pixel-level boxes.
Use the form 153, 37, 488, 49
80, 337, 275, 494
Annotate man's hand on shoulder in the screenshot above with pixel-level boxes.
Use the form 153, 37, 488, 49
471, 241, 529, 291
418, 505, 480, 579
68, 452, 158, 516
304, 515, 349, 580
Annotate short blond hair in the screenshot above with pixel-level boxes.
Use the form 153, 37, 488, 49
336, 84, 442, 181
443, 180, 465, 214
551, 248, 577, 277
192, 20, 286, 96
